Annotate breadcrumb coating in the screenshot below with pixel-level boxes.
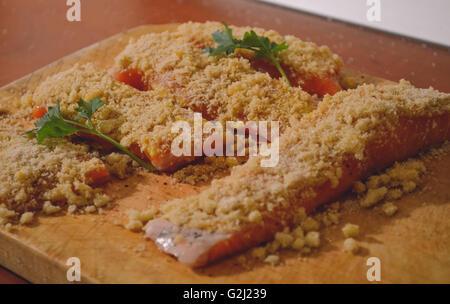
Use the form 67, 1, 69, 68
173, 156, 246, 185
156, 81, 450, 232
28, 64, 197, 156
117, 21, 342, 80
0, 128, 109, 218
115, 22, 326, 125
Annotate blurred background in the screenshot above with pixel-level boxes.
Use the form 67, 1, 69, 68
260, 0, 450, 46
1, 0, 449, 92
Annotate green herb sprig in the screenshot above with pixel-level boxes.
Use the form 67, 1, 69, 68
25, 98, 156, 172
203, 22, 291, 86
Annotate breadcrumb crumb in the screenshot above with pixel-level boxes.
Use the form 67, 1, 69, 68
305, 231, 320, 248
85, 206, 97, 213
67, 205, 77, 215
19, 212, 34, 225
43, 201, 61, 215
342, 223, 360, 238
357, 158, 427, 209
343, 238, 359, 254
251, 247, 266, 260
275, 231, 294, 248
291, 237, 305, 250
301, 217, 320, 232
125, 219, 143, 232
382, 202, 398, 216
361, 187, 388, 207
4, 223, 12, 232
264, 254, 280, 266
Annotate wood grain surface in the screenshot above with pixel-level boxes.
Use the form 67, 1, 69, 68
0, 0, 449, 283
0, 23, 449, 284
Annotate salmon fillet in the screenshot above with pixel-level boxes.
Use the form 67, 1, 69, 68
30, 64, 200, 172
145, 81, 450, 267
113, 22, 333, 125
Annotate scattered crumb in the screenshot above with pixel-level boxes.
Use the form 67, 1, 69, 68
19, 212, 34, 225
125, 219, 143, 232
275, 231, 294, 248
93, 194, 110, 208
5, 223, 12, 232
402, 181, 416, 193
343, 238, 359, 254
342, 223, 359, 238
84, 206, 97, 213
43, 201, 61, 215
357, 158, 427, 208
67, 205, 77, 215
124, 207, 159, 232
248, 210, 262, 223
0, 205, 16, 219
382, 202, 398, 216
304, 231, 320, 248
386, 189, 402, 200
301, 217, 320, 232
264, 254, 280, 266
352, 181, 366, 194
291, 237, 305, 250
360, 187, 388, 207
314, 204, 340, 227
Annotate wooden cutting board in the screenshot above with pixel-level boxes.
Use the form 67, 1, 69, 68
0, 24, 449, 284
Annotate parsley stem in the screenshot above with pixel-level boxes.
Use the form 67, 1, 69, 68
63, 119, 90, 129
64, 119, 156, 172
270, 55, 291, 86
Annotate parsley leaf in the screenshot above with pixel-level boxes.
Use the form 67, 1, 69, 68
25, 98, 156, 172
74, 97, 104, 127
204, 22, 291, 86
32, 100, 78, 143
241, 30, 288, 59
204, 23, 238, 55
